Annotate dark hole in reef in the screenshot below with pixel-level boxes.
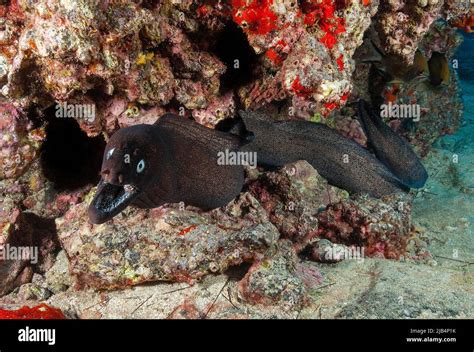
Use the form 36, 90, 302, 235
40, 115, 105, 191
21, 213, 60, 272
140, 0, 160, 10
367, 64, 387, 110
85, 78, 111, 101
211, 21, 259, 92
225, 262, 252, 281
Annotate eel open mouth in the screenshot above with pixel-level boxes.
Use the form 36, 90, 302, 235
88, 180, 140, 224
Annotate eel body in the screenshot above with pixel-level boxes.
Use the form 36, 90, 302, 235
238, 110, 408, 197
89, 102, 427, 224
356, 100, 428, 189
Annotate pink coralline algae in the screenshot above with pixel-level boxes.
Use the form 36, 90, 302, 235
373, 0, 470, 65
314, 194, 431, 261
0, 104, 45, 180
0, 0, 225, 121
248, 161, 347, 252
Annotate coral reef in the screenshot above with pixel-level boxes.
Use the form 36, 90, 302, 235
239, 240, 321, 310
373, 0, 470, 65
234, 0, 380, 118
56, 191, 279, 289
0, 103, 44, 180
248, 160, 347, 251
314, 193, 431, 261
352, 21, 464, 156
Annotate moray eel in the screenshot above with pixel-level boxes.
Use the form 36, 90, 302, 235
88, 103, 427, 224
238, 109, 409, 196
357, 100, 428, 189
88, 114, 246, 224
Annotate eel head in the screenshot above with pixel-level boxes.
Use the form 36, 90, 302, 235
88, 125, 158, 224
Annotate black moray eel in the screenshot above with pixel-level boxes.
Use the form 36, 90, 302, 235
356, 100, 428, 189
88, 100, 427, 224
88, 113, 246, 224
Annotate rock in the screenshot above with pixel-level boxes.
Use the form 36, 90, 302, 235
1, 257, 470, 319
249, 160, 347, 251
0, 103, 45, 180
310, 239, 355, 263
17, 283, 52, 301
315, 193, 431, 261
0, 209, 59, 296
239, 240, 311, 311
374, 0, 468, 64
44, 250, 73, 294
56, 192, 280, 289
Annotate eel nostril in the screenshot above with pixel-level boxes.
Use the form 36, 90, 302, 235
101, 169, 110, 181
118, 174, 124, 184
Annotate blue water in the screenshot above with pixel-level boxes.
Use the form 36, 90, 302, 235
412, 32, 474, 263
438, 32, 474, 184
452, 32, 474, 227
454, 31, 474, 123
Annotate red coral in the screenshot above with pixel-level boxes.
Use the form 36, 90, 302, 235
336, 54, 344, 71
232, 0, 278, 35
320, 33, 337, 49
324, 102, 338, 111
276, 39, 287, 48
265, 48, 283, 64
178, 225, 198, 236
300, 0, 346, 49
0, 304, 66, 320
265, 39, 288, 65
197, 5, 210, 16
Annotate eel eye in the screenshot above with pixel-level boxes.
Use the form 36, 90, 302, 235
137, 159, 145, 173
106, 148, 115, 160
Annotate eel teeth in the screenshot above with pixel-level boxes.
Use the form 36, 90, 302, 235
124, 184, 136, 193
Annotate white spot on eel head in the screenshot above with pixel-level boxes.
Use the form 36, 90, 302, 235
106, 148, 115, 160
